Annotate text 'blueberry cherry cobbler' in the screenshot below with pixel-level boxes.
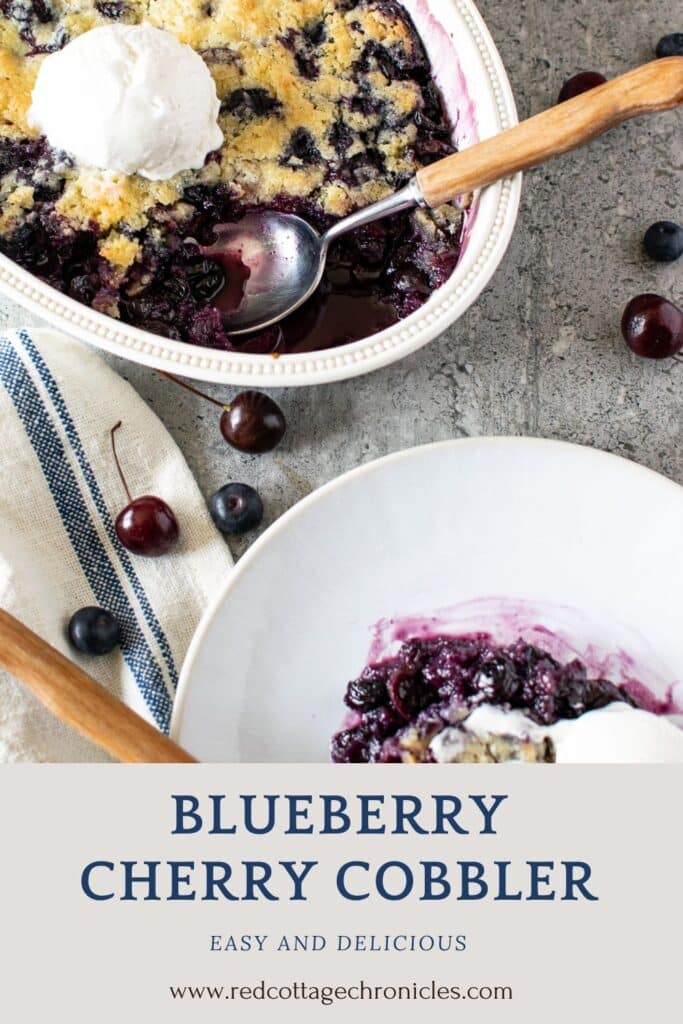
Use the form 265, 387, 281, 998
0, 1, 464, 353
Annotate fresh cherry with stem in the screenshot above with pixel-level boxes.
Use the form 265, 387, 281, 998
160, 373, 286, 454
111, 422, 180, 556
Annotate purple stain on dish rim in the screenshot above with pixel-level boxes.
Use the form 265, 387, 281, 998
403, 0, 481, 254
403, 0, 479, 148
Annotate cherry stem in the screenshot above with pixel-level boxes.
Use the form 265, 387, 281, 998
110, 421, 133, 504
158, 370, 230, 411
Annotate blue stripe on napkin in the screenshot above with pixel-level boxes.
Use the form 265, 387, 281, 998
17, 331, 178, 688
0, 335, 175, 732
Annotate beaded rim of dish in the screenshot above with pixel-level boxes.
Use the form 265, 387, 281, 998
0, 0, 521, 385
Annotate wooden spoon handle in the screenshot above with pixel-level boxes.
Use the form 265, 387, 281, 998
0, 609, 196, 763
418, 57, 683, 208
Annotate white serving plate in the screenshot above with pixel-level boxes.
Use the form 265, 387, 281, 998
0, 0, 521, 386
172, 438, 683, 761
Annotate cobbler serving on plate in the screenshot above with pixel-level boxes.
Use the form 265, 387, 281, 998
331, 632, 683, 764
0, 0, 464, 353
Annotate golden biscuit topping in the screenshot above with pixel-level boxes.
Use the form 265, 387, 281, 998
0, 1, 431, 245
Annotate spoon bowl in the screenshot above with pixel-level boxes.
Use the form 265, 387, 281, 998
201, 213, 324, 335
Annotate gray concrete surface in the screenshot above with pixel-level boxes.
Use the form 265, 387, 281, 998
2, 1, 681, 559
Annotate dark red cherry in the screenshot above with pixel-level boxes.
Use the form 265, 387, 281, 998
220, 391, 286, 454
158, 374, 286, 455
115, 496, 179, 556
110, 422, 180, 556
621, 294, 683, 359
558, 71, 607, 103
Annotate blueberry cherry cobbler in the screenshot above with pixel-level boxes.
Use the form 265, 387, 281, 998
0, 1, 463, 353
331, 634, 683, 763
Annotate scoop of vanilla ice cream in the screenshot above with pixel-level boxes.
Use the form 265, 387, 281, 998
449, 702, 683, 764
28, 24, 223, 180
548, 703, 683, 763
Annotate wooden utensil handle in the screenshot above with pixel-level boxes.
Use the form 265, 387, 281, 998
418, 57, 683, 208
0, 609, 196, 763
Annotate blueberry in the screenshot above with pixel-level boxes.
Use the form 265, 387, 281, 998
68, 607, 121, 655
33, 1, 54, 24
472, 654, 520, 703
294, 53, 319, 79
210, 483, 264, 535
556, 664, 626, 719
349, 92, 385, 117
186, 306, 229, 349
303, 19, 327, 46
121, 291, 175, 325
656, 33, 683, 58
222, 88, 281, 117
68, 273, 99, 304
284, 127, 321, 165
361, 704, 402, 738
186, 258, 225, 302
330, 727, 369, 763
643, 221, 683, 262
8, 221, 53, 272
415, 134, 454, 165
95, 1, 126, 17
345, 676, 388, 712
336, 149, 385, 186
278, 28, 320, 79
183, 183, 236, 220
329, 119, 353, 155
159, 276, 190, 305
139, 319, 183, 341
392, 267, 431, 296
388, 672, 435, 720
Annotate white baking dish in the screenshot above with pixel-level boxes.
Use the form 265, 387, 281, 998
0, 0, 521, 386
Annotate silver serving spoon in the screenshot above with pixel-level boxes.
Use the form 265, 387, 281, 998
208, 59, 683, 336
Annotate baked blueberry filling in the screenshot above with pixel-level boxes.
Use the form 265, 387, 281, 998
94, 1, 126, 18
0, 0, 465, 353
331, 635, 637, 763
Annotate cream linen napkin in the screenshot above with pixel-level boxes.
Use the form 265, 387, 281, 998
0, 328, 232, 761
